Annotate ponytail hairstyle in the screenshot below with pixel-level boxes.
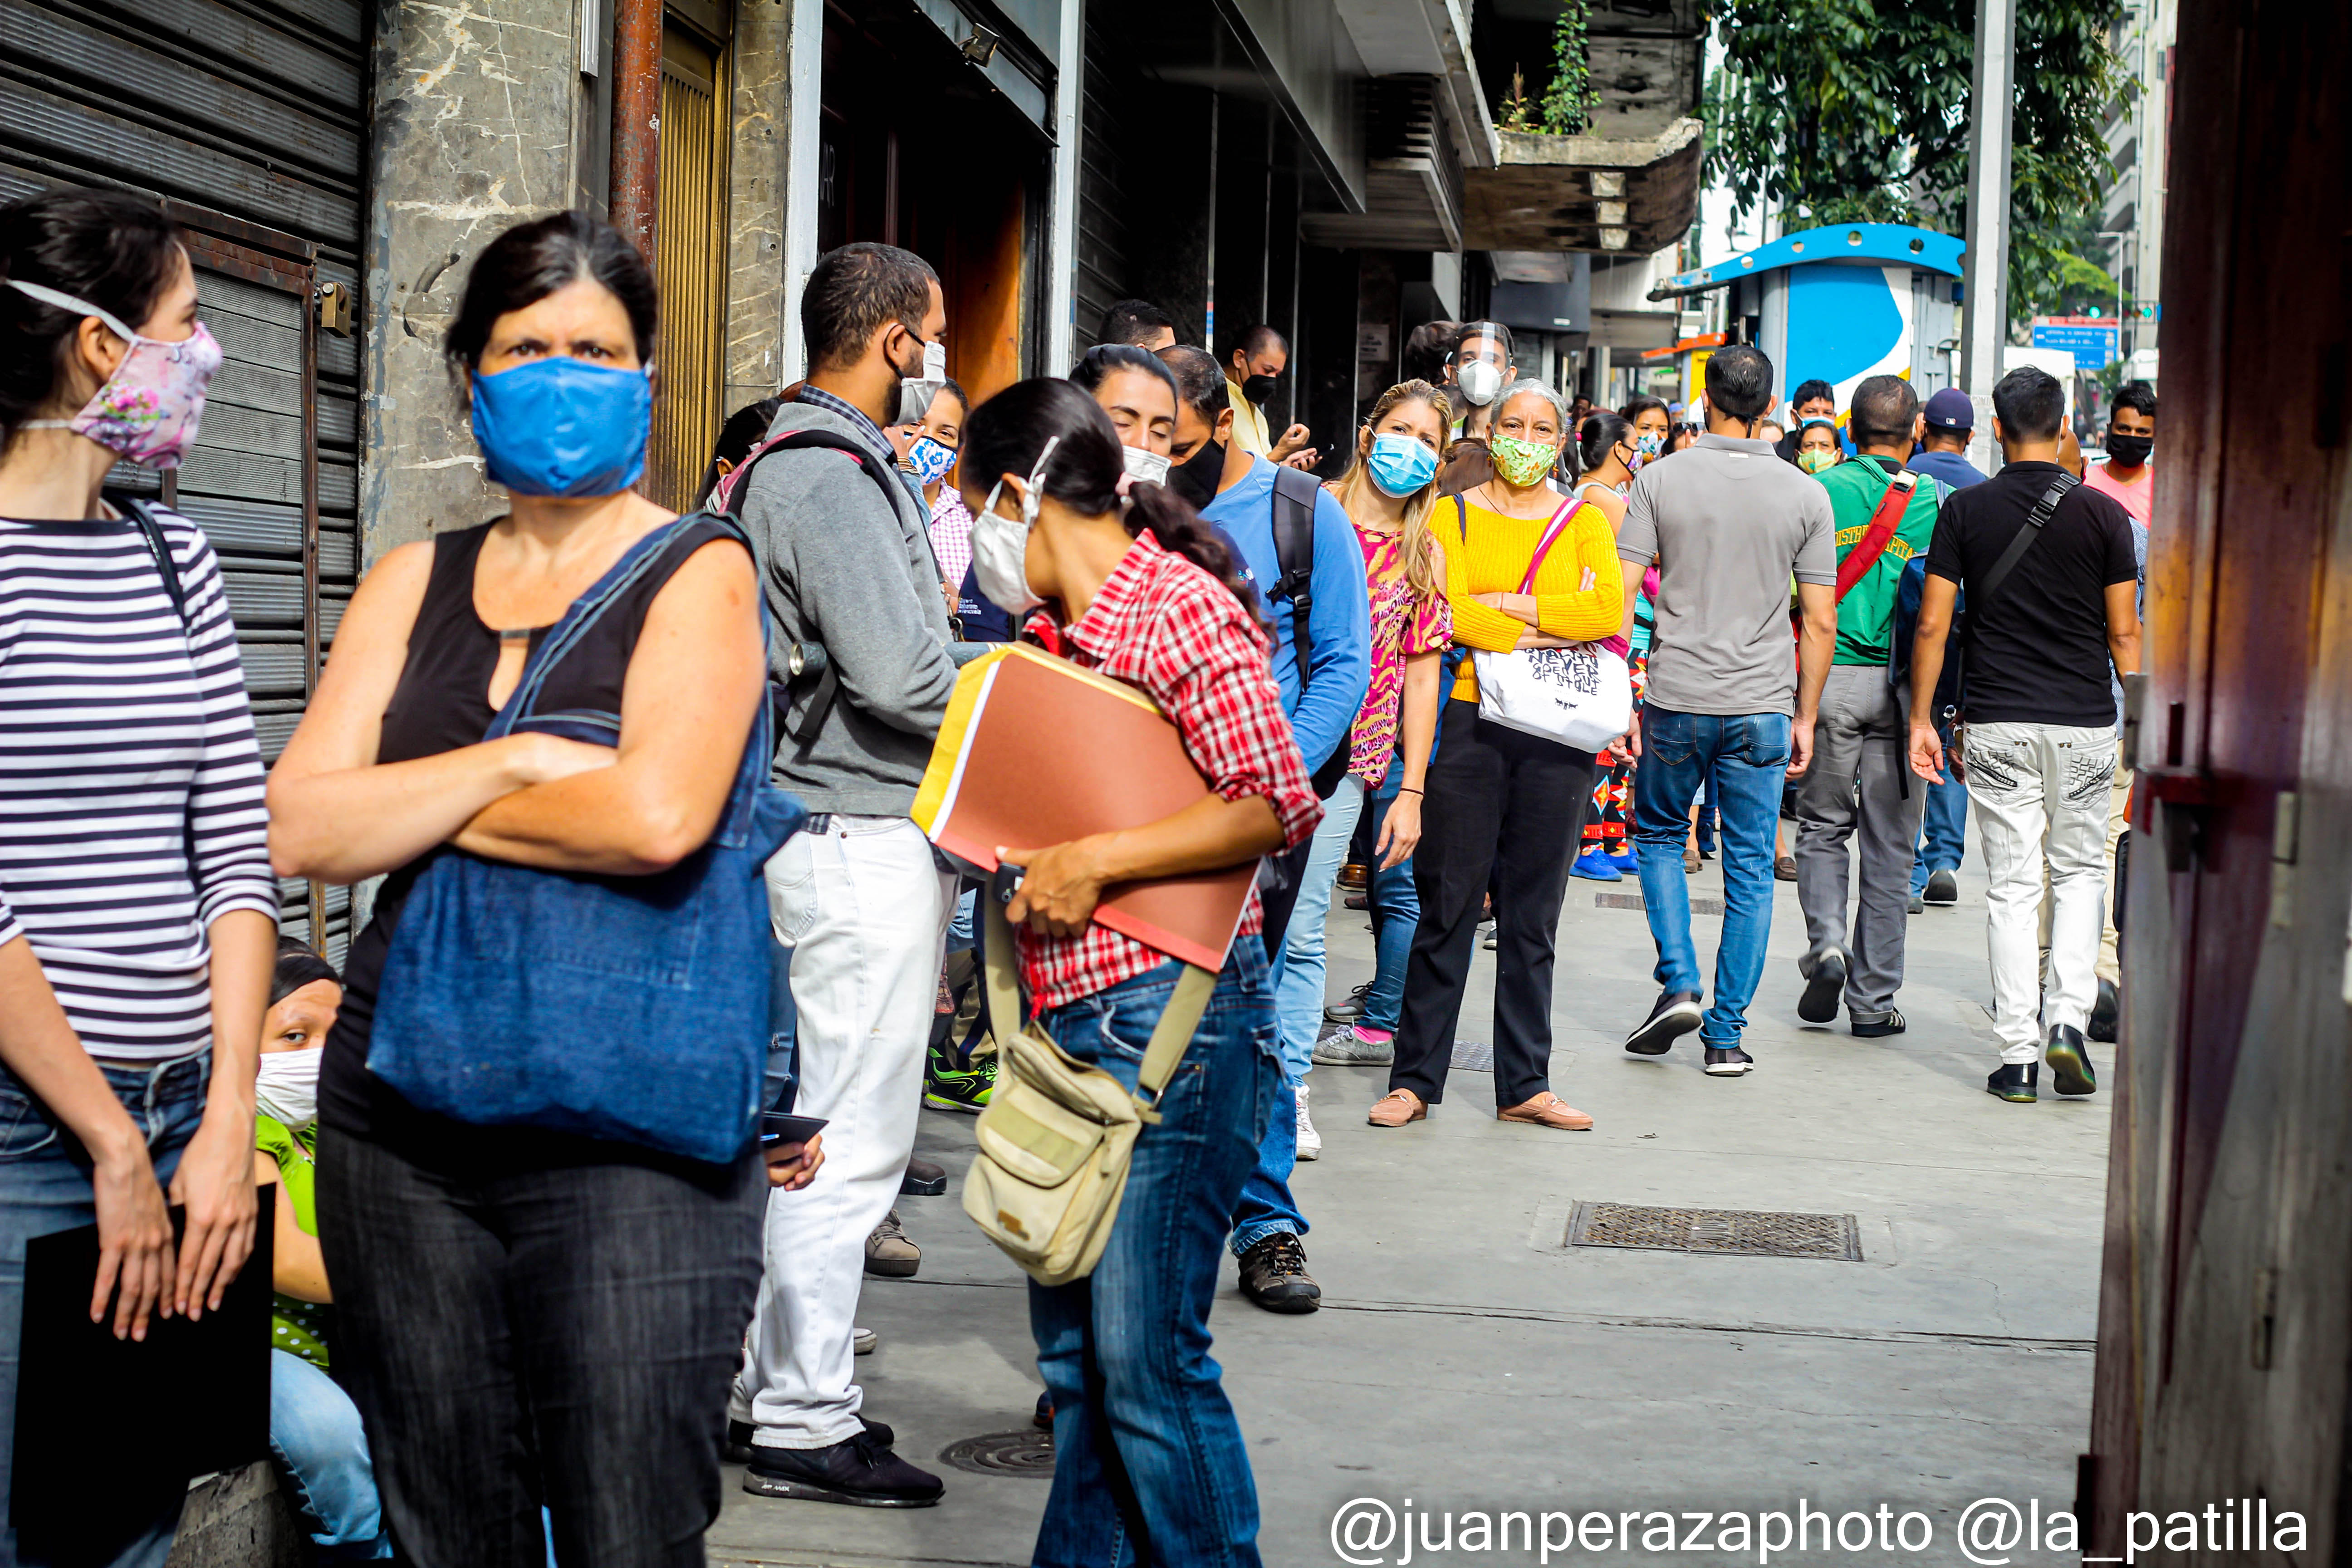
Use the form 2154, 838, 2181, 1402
1577, 409, 1632, 474
962, 378, 1254, 610
1330, 379, 1453, 605
0, 188, 187, 452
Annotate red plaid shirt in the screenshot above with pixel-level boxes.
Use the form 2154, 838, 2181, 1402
1016, 533, 1322, 1010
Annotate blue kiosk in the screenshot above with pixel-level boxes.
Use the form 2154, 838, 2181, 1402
1650, 223, 1967, 416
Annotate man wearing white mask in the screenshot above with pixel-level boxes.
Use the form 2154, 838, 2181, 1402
1437, 320, 1517, 496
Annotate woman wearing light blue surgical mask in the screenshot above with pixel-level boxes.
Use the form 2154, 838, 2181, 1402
1304, 381, 1458, 1076
268, 210, 813, 1565
889, 378, 973, 618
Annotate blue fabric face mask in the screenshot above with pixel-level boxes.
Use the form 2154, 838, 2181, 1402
906, 435, 956, 485
1366, 432, 1438, 497
470, 357, 653, 498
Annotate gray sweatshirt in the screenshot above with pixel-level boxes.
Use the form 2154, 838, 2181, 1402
735, 396, 958, 816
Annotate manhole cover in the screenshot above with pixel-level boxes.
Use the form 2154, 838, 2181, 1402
939, 1430, 1055, 1478
1566, 1201, 1860, 1261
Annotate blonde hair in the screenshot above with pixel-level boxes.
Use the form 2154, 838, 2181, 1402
1334, 379, 1454, 603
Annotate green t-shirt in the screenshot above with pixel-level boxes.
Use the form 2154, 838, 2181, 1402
255, 1113, 332, 1369
1813, 454, 1947, 666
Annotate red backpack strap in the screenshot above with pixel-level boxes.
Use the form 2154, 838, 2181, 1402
1833, 467, 1921, 602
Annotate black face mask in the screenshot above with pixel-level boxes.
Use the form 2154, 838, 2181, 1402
1240, 373, 1278, 407
1167, 438, 1226, 507
2105, 431, 2153, 467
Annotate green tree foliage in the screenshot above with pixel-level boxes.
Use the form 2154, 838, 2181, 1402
1702, 0, 2131, 325
1539, 0, 1598, 136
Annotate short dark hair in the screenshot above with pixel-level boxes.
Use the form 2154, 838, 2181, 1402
2110, 380, 2158, 422
802, 241, 937, 372
0, 187, 187, 449
1098, 298, 1174, 347
1403, 320, 1460, 385
1705, 345, 1775, 421
1224, 322, 1285, 363
1992, 365, 2065, 442
270, 935, 341, 1008
1454, 320, 1514, 362
1848, 374, 1919, 448
1157, 343, 1230, 425
1789, 377, 1835, 410
446, 210, 657, 373
1070, 343, 1179, 404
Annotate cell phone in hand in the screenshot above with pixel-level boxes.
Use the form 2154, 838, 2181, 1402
759, 1112, 828, 1148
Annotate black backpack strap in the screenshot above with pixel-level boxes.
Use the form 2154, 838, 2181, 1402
115, 493, 189, 628
1268, 465, 1322, 684
1973, 473, 2077, 612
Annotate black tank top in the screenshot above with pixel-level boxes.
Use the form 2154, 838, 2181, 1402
319, 515, 740, 1151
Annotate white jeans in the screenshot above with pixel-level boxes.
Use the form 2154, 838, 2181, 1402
1964, 723, 2116, 1063
734, 815, 951, 1448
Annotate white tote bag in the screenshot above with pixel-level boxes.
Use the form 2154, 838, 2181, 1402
1470, 497, 1633, 753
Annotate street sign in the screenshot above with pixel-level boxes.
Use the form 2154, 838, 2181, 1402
2031, 317, 2120, 371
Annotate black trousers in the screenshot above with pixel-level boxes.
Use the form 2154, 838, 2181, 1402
317, 1126, 767, 1568
1390, 700, 1597, 1108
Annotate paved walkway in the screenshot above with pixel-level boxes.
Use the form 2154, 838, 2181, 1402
708, 840, 2109, 1567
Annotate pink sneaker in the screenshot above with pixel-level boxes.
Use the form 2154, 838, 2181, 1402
1352, 1025, 1394, 1045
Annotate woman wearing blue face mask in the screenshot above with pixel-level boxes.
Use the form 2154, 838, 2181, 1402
1299, 382, 1455, 1079
269, 211, 819, 1565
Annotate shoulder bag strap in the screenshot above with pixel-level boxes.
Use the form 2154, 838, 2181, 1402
1973, 474, 2077, 613
1833, 466, 1921, 603
491, 512, 706, 737
117, 495, 189, 628
1516, 496, 1587, 595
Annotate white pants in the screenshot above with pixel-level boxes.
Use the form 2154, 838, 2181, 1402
1964, 723, 2116, 1063
733, 814, 951, 1448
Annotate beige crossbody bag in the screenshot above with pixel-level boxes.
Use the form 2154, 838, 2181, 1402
961, 892, 1217, 1287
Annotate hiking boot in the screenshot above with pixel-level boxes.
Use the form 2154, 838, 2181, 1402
1237, 1233, 1321, 1313
1923, 868, 1960, 906
2045, 1025, 2097, 1097
864, 1211, 919, 1278
1987, 1063, 2039, 1102
1797, 947, 1847, 1024
922, 1040, 995, 1113
1625, 990, 1702, 1055
742, 1430, 943, 1507
2088, 979, 2119, 1043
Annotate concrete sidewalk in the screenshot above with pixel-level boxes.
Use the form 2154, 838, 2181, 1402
708, 842, 2108, 1567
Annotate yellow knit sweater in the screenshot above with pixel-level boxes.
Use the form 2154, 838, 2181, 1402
1444, 498, 1627, 702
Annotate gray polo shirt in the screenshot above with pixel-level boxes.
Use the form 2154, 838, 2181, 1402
1617, 432, 1836, 716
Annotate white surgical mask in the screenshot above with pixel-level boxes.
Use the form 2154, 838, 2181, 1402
255, 1047, 323, 1131
895, 338, 948, 425
1456, 360, 1504, 407
1121, 444, 1171, 487
972, 435, 1060, 618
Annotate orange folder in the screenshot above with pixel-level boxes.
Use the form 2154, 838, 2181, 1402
912, 645, 1253, 971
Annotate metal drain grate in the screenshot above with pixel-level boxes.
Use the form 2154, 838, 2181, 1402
1596, 892, 1724, 914
1450, 1039, 1494, 1071
939, 1430, 1056, 1478
1566, 1201, 1861, 1261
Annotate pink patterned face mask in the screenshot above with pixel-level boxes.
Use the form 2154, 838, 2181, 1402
5, 278, 221, 468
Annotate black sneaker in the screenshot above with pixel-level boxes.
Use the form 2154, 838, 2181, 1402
2045, 1025, 2097, 1097
1987, 1063, 2038, 1102
1923, 868, 1959, 906
901, 1157, 947, 1197
729, 1415, 894, 1465
2088, 979, 2119, 1043
1702, 1047, 1753, 1077
1797, 947, 1847, 1024
1624, 990, 1703, 1055
1851, 1009, 1906, 1039
742, 1429, 942, 1507
1237, 1233, 1321, 1313
1032, 1391, 1054, 1430
1323, 983, 1372, 1024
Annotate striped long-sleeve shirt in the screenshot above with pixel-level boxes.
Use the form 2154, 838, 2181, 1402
0, 506, 277, 1060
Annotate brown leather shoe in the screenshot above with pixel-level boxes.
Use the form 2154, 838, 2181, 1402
1497, 1092, 1593, 1131
1367, 1089, 1427, 1127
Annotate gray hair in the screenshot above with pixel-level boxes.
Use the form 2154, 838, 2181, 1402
1494, 377, 1568, 431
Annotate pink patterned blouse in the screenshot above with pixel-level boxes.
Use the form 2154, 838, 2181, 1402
1343, 512, 1452, 785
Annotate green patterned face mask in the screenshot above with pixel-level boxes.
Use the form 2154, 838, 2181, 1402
1490, 432, 1558, 487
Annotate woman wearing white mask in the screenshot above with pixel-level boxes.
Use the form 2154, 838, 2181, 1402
0, 188, 274, 1564
959, 378, 1319, 1568
249, 940, 394, 1561
1067, 343, 1179, 487
1436, 320, 1516, 495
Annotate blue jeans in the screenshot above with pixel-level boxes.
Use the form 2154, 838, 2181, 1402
1634, 708, 1792, 1047
1911, 721, 1968, 893
270, 1349, 393, 1560
1360, 765, 1421, 1033
0, 1051, 210, 1568
764, 936, 798, 1112
1030, 944, 1279, 1568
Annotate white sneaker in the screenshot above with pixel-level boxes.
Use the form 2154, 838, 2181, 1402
1294, 1080, 1323, 1161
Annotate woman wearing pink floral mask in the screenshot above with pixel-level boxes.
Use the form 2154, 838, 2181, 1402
0, 188, 271, 1563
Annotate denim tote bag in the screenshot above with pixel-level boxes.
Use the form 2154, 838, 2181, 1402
369, 514, 806, 1163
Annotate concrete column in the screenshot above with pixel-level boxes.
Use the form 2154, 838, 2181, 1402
1958, 0, 2014, 475
725, 0, 794, 412
360, 0, 587, 559
1043, 0, 1085, 374
779, 0, 824, 382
